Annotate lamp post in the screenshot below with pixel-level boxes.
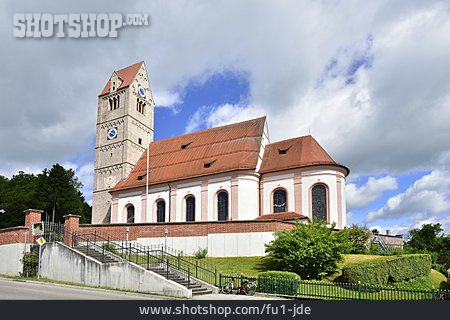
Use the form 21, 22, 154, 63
164, 228, 168, 252
126, 226, 130, 260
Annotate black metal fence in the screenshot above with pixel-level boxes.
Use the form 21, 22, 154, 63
219, 275, 450, 300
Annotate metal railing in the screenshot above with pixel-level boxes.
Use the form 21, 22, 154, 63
42, 224, 218, 287
219, 275, 450, 300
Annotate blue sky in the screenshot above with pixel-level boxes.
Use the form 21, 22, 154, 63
0, 1, 449, 235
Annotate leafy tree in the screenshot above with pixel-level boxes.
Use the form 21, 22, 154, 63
0, 172, 40, 228
0, 164, 91, 228
264, 219, 348, 279
405, 223, 443, 252
405, 223, 450, 275
36, 164, 84, 223
340, 224, 371, 254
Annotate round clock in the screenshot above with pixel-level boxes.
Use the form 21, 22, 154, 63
107, 128, 118, 140
138, 84, 146, 98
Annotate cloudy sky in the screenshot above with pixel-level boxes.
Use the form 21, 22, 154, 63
0, 0, 449, 234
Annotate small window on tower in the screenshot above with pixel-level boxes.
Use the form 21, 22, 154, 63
138, 138, 142, 145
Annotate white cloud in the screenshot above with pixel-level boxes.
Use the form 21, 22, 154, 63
365, 170, 450, 223
346, 176, 398, 210
154, 90, 182, 109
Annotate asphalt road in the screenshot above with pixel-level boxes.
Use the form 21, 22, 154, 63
0, 277, 281, 300
0, 277, 170, 300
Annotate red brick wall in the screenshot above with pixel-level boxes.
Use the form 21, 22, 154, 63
0, 227, 29, 245
79, 220, 295, 241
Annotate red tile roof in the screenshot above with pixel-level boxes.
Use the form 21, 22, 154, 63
255, 212, 308, 221
111, 117, 267, 192
99, 61, 144, 96
259, 135, 349, 176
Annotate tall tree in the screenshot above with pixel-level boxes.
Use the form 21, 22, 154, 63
36, 164, 84, 223
0, 164, 92, 228
0, 172, 40, 228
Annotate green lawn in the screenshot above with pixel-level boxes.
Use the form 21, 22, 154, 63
201, 257, 265, 278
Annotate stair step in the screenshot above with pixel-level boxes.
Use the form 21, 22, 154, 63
192, 290, 213, 296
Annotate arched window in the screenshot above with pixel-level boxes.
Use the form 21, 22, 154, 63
312, 184, 327, 222
217, 191, 228, 221
273, 189, 287, 213
156, 200, 165, 223
126, 205, 135, 223
186, 196, 195, 222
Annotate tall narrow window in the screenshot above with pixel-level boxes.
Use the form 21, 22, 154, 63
312, 184, 327, 222
217, 191, 229, 221
273, 189, 287, 213
156, 200, 165, 223
109, 99, 113, 111
126, 205, 135, 223
186, 196, 195, 222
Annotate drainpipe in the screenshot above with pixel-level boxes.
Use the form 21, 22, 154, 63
168, 183, 171, 222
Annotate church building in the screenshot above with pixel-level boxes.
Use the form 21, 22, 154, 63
92, 62, 349, 231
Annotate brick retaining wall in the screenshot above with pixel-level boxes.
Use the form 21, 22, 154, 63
78, 220, 295, 241
0, 226, 29, 245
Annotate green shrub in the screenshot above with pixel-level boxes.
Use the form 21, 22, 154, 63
194, 248, 208, 259
21, 252, 38, 277
340, 225, 371, 254
264, 220, 348, 279
342, 254, 431, 286
258, 270, 300, 280
258, 271, 300, 295
102, 242, 117, 254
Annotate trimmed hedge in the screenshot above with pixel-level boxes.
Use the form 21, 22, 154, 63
342, 254, 431, 286
258, 271, 301, 280
258, 271, 300, 295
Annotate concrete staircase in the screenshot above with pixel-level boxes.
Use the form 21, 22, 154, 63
72, 245, 213, 296
147, 266, 213, 296
73, 245, 121, 263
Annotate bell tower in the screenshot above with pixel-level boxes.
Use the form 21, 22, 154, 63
92, 61, 154, 223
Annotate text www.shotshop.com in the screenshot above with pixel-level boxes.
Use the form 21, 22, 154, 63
138, 303, 312, 318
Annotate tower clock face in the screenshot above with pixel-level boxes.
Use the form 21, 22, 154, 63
138, 84, 146, 98
107, 127, 118, 140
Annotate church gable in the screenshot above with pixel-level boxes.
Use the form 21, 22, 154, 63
259, 135, 349, 175
99, 61, 144, 96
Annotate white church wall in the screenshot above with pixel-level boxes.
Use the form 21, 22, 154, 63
176, 182, 202, 222
118, 193, 142, 223
237, 175, 259, 220
262, 173, 295, 214
136, 231, 275, 257
301, 169, 343, 226
207, 176, 231, 221
147, 186, 170, 222
341, 178, 347, 227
